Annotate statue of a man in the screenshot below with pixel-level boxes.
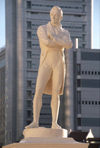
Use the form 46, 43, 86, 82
25, 6, 72, 129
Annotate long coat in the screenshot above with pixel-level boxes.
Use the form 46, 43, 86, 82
37, 22, 72, 95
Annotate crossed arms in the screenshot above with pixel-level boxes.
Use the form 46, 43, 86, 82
37, 25, 73, 49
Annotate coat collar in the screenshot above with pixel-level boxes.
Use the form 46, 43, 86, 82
47, 21, 62, 29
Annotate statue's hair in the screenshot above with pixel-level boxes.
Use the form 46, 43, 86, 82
50, 6, 63, 18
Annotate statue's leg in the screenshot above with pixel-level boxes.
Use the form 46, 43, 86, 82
51, 64, 63, 129
51, 90, 61, 129
25, 64, 52, 128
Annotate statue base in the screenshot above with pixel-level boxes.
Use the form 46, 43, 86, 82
3, 138, 89, 148
2, 128, 89, 148
22, 127, 68, 139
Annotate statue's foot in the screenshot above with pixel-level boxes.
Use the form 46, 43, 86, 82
25, 122, 39, 129
51, 122, 62, 129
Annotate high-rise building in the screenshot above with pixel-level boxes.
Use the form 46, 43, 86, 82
0, 48, 5, 146
65, 48, 100, 137
5, 0, 92, 144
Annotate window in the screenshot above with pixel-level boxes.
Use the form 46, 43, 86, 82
77, 64, 81, 75
77, 118, 81, 126
27, 41, 32, 48
81, 71, 84, 75
81, 100, 100, 105
27, 51, 32, 58
82, 24, 85, 32
77, 91, 81, 103
91, 71, 94, 75
82, 34, 85, 41
27, 31, 31, 39
98, 72, 100, 75
82, 101, 84, 104
77, 79, 81, 87
82, 5, 85, 12
89, 101, 91, 104
27, 110, 31, 118
74, 14, 81, 17
27, 80, 32, 88
27, 90, 32, 98
77, 91, 81, 114
27, 1, 31, 9
27, 21, 31, 29
27, 61, 32, 69
95, 101, 97, 105
27, 100, 32, 108
82, 44, 85, 48
95, 71, 97, 75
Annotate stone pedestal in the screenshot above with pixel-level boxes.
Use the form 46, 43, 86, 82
22, 127, 68, 139
3, 128, 89, 148
3, 138, 89, 148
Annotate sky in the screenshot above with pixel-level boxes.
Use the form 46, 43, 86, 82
0, 0, 100, 49
92, 0, 100, 49
0, 0, 5, 48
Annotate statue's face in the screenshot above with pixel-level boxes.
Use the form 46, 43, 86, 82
50, 10, 62, 25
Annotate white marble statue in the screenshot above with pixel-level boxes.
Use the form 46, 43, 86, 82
25, 6, 73, 129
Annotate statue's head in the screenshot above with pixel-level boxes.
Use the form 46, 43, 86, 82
50, 6, 63, 25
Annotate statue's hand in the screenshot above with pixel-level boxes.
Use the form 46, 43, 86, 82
47, 32, 54, 40
48, 35, 53, 40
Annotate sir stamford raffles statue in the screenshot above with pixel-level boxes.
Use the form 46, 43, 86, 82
26, 6, 73, 129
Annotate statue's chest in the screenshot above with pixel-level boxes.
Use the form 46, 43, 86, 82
47, 25, 63, 36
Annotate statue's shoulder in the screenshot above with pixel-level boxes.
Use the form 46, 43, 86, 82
37, 24, 47, 32
61, 27, 70, 36
62, 27, 69, 34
